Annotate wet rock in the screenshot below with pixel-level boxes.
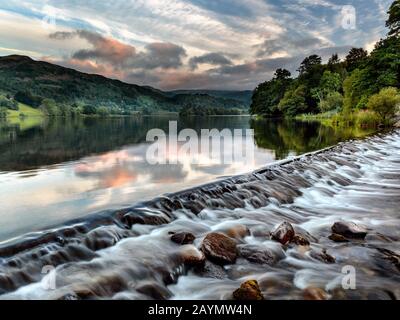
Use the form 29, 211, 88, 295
329, 233, 349, 243
376, 248, 400, 271
310, 249, 335, 264
180, 245, 205, 266
303, 287, 327, 300
292, 234, 310, 246
201, 232, 237, 265
55, 236, 66, 246
239, 245, 276, 265
122, 211, 169, 227
193, 260, 227, 279
331, 221, 367, 239
271, 221, 295, 245
233, 280, 264, 300
136, 282, 172, 300
224, 224, 250, 239
170, 232, 195, 245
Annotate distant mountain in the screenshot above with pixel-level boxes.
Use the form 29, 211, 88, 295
167, 90, 253, 104
0, 55, 250, 114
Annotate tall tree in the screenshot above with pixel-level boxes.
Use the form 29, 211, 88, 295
345, 48, 368, 71
328, 53, 340, 66
250, 69, 292, 117
386, 0, 400, 37
297, 55, 322, 75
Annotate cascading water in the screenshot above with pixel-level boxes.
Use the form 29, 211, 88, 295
0, 130, 399, 300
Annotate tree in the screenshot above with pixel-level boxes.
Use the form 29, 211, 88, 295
97, 106, 110, 117
0, 96, 18, 110
319, 92, 344, 112
386, 0, 400, 37
250, 69, 292, 117
0, 107, 7, 118
278, 85, 308, 116
297, 55, 322, 75
40, 98, 59, 116
345, 48, 368, 71
274, 68, 291, 80
82, 104, 97, 115
342, 68, 373, 113
14, 91, 43, 108
328, 53, 340, 66
311, 71, 341, 103
367, 87, 400, 122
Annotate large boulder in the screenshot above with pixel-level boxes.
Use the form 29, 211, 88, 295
271, 221, 295, 245
331, 221, 367, 239
233, 280, 264, 300
201, 232, 237, 265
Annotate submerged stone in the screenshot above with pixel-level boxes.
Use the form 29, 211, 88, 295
331, 221, 367, 239
303, 287, 328, 300
170, 232, 195, 245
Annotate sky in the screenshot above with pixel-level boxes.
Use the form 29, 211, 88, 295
0, 0, 394, 91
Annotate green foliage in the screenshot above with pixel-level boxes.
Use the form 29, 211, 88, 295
179, 105, 242, 116
343, 69, 363, 113
345, 48, 368, 71
82, 104, 97, 115
97, 106, 111, 117
297, 55, 322, 75
0, 107, 7, 118
14, 90, 43, 108
367, 87, 400, 122
311, 71, 341, 103
0, 95, 18, 110
250, 69, 292, 117
387, 0, 400, 37
319, 92, 343, 112
40, 98, 59, 116
278, 85, 308, 116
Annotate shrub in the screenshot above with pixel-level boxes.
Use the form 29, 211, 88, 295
319, 92, 343, 112
367, 87, 400, 123
0, 107, 7, 118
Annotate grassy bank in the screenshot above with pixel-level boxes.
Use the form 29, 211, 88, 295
296, 110, 391, 129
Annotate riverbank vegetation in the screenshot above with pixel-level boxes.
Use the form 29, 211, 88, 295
250, 0, 400, 128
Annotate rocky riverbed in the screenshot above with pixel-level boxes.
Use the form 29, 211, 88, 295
0, 130, 399, 300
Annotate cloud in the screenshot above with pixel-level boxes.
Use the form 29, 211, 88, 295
130, 42, 186, 70
50, 30, 186, 70
256, 35, 330, 57
50, 30, 136, 67
188, 52, 232, 70
1, 0, 390, 90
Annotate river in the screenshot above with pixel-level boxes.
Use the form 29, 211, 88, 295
1, 116, 398, 300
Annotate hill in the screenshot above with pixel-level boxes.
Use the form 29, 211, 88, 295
167, 90, 252, 104
0, 55, 250, 115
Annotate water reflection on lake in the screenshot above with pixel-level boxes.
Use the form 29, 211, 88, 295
0, 116, 376, 241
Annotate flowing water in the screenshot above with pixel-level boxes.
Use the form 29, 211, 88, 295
0, 115, 398, 300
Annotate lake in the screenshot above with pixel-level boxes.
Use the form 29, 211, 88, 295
0, 116, 376, 242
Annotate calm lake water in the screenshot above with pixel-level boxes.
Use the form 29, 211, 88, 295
0, 116, 376, 242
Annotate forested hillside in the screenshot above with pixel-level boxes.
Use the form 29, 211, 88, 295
0, 55, 248, 117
